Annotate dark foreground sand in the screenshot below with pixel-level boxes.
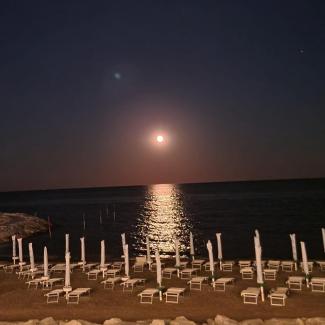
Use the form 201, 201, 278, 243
0, 261, 325, 322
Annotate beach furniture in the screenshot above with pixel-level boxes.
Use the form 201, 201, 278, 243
51, 264, 66, 273
81, 263, 98, 272
213, 277, 235, 291
180, 268, 199, 280
220, 261, 235, 272
241, 287, 260, 304
138, 288, 159, 304
253, 260, 266, 268
316, 261, 325, 271
268, 287, 289, 306
3, 264, 21, 273
111, 261, 124, 270
105, 268, 121, 278
165, 287, 186, 303
240, 267, 254, 279
26, 278, 45, 289
191, 259, 205, 271
267, 260, 281, 271
299, 261, 314, 272
310, 277, 325, 292
44, 289, 65, 303
101, 277, 122, 289
286, 276, 305, 290
87, 269, 102, 280
67, 287, 91, 304
204, 261, 218, 271
42, 278, 64, 290
132, 256, 147, 272
162, 267, 178, 279
18, 269, 43, 280
179, 261, 189, 269
187, 276, 208, 291
238, 260, 251, 269
150, 261, 165, 272
263, 269, 277, 280
120, 278, 146, 292
281, 260, 295, 272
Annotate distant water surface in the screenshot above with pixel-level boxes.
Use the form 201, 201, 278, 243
0, 179, 324, 261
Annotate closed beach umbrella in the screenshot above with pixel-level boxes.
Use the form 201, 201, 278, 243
65, 234, 69, 255
12, 235, 17, 263
28, 243, 36, 271
100, 240, 105, 269
216, 233, 223, 269
146, 236, 152, 264
175, 238, 180, 276
290, 233, 298, 270
43, 246, 49, 279
322, 228, 325, 253
64, 252, 71, 293
80, 237, 86, 269
155, 250, 162, 301
255, 229, 261, 246
300, 241, 310, 287
190, 232, 195, 260
206, 240, 215, 285
121, 233, 126, 256
254, 236, 265, 302
17, 237, 23, 269
123, 244, 129, 277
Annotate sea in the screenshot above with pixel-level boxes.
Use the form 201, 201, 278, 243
0, 178, 324, 262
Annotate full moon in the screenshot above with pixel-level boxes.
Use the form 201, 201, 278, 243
156, 135, 164, 143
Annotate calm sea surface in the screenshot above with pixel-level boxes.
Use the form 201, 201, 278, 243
0, 179, 324, 261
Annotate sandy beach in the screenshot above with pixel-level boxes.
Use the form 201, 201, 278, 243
0, 261, 324, 323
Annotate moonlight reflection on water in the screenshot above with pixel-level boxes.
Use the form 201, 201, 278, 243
132, 184, 193, 256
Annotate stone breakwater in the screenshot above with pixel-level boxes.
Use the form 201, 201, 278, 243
0, 212, 48, 243
1, 316, 325, 325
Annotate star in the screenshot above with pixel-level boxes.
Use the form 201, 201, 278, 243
114, 72, 122, 80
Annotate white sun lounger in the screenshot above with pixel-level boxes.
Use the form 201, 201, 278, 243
263, 269, 277, 280
111, 261, 124, 270
162, 267, 178, 279
138, 288, 159, 304
80, 263, 98, 272
268, 287, 289, 306
267, 260, 281, 271
67, 287, 91, 304
238, 260, 251, 269
187, 276, 208, 291
44, 289, 65, 303
213, 277, 235, 291
42, 278, 64, 290
191, 259, 205, 271
286, 276, 305, 291
281, 260, 295, 272
241, 287, 261, 304
132, 256, 147, 272
165, 287, 186, 303
204, 261, 218, 271
26, 278, 45, 289
105, 268, 121, 278
310, 277, 325, 292
316, 261, 325, 272
120, 278, 146, 292
220, 261, 235, 272
180, 268, 199, 280
101, 277, 122, 289
240, 267, 254, 279
150, 262, 166, 272
87, 269, 102, 280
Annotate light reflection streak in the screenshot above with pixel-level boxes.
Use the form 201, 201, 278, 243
133, 184, 193, 256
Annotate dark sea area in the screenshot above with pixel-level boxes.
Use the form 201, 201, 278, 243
0, 178, 324, 262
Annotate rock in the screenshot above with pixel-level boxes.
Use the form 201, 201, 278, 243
170, 317, 196, 325
264, 319, 304, 325
305, 318, 325, 325
207, 319, 215, 325
40, 318, 57, 325
150, 321, 165, 325
103, 319, 124, 325
240, 320, 264, 325
214, 315, 239, 325
0, 212, 48, 243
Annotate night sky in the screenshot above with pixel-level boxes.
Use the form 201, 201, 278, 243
1, 1, 325, 191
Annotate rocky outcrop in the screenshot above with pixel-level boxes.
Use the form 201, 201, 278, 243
1, 316, 325, 325
0, 212, 48, 243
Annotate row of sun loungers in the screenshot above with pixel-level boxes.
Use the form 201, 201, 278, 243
44, 287, 91, 304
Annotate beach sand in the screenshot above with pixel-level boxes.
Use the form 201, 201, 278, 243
0, 262, 324, 322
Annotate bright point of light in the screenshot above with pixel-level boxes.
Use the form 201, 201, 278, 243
156, 135, 164, 143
